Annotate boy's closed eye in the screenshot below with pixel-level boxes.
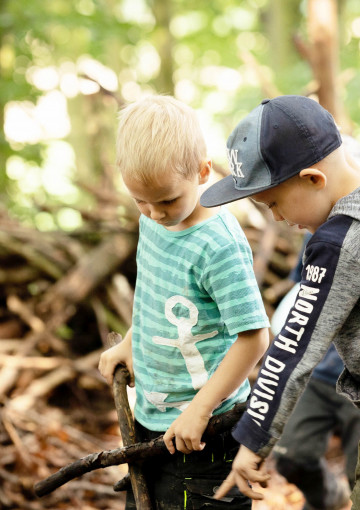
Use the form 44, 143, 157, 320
162, 198, 178, 205
134, 198, 178, 205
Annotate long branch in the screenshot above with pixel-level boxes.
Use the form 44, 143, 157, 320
34, 402, 246, 497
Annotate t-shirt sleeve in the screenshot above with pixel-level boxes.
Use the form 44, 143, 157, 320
201, 241, 269, 336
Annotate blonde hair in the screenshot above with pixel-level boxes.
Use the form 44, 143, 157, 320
116, 95, 207, 184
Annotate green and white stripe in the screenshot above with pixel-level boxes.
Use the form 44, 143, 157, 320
132, 207, 269, 431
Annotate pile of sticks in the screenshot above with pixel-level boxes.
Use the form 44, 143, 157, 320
0, 187, 139, 508
0, 180, 303, 509
0, 400, 128, 509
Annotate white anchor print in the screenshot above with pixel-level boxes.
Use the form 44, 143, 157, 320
152, 295, 218, 390
144, 390, 191, 413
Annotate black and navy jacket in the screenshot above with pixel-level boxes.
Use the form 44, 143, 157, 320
233, 187, 360, 457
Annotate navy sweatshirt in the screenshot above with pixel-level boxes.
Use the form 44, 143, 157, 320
233, 187, 360, 457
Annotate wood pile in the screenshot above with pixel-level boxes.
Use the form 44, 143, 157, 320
0, 179, 304, 509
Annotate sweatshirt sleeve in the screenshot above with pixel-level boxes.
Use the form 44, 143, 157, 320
232, 215, 360, 457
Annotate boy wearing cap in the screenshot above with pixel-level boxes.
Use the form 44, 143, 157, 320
200, 95, 360, 508
99, 95, 270, 509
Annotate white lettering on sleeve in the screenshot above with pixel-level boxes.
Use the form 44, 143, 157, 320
247, 285, 319, 424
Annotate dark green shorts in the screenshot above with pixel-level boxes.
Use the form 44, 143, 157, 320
125, 420, 251, 510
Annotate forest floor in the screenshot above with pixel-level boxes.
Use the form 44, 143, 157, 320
1, 382, 353, 510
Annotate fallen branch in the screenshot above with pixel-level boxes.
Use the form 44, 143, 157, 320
34, 401, 246, 497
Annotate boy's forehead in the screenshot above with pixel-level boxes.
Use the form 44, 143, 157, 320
123, 174, 182, 201
252, 177, 298, 205
251, 188, 275, 203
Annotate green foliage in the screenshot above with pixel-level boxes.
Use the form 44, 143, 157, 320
1, 0, 360, 226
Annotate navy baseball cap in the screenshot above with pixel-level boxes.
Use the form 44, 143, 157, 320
200, 95, 342, 207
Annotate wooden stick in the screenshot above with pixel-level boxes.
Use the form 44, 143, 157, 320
113, 472, 131, 491
34, 402, 246, 497
106, 332, 153, 510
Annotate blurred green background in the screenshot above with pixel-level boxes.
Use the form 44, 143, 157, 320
1, 0, 360, 230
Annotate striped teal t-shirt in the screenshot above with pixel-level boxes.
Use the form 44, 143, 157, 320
132, 207, 269, 431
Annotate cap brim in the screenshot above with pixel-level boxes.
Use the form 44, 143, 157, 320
200, 174, 274, 207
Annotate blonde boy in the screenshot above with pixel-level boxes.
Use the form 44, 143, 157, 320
200, 95, 360, 508
99, 95, 269, 509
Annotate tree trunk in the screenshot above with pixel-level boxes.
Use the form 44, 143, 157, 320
152, 0, 174, 95
265, 0, 302, 74
308, 0, 340, 118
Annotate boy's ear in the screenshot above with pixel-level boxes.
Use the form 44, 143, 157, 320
299, 168, 327, 189
199, 160, 212, 184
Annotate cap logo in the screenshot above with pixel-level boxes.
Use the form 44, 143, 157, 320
227, 148, 244, 179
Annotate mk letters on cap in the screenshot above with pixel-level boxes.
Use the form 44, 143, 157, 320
227, 149, 244, 182
226, 103, 272, 192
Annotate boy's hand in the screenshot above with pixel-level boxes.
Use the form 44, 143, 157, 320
214, 445, 270, 501
98, 341, 134, 387
163, 405, 210, 454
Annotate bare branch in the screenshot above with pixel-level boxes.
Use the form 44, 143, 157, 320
34, 402, 246, 497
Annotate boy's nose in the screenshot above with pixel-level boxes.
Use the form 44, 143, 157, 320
149, 205, 165, 221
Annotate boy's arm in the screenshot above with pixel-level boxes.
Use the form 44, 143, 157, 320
232, 231, 360, 459
98, 327, 134, 387
163, 327, 269, 454
215, 229, 360, 500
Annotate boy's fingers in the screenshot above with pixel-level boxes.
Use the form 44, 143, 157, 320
198, 441, 206, 451
98, 368, 113, 386
163, 429, 176, 454
238, 485, 265, 500
257, 461, 270, 487
175, 437, 193, 454
187, 437, 205, 452
126, 369, 135, 387
192, 441, 206, 452
246, 470, 270, 484
234, 475, 265, 500
214, 471, 267, 501
163, 428, 192, 454
214, 472, 235, 499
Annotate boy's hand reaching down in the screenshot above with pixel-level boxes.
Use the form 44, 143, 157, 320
163, 329, 270, 456
214, 445, 270, 501
163, 405, 210, 454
